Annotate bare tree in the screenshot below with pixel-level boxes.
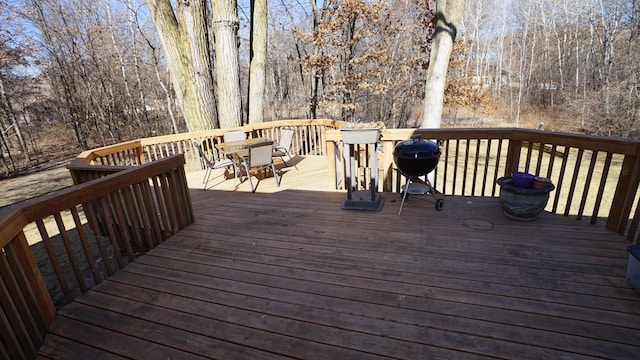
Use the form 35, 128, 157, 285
291, 0, 435, 124
125, 0, 154, 133
0, 77, 29, 159
30, 0, 88, 148
0, 11, 31, 163
5, 0, 637, 155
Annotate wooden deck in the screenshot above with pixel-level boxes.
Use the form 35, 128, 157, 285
37, 156, 640, 359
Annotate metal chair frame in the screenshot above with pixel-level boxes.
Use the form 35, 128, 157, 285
240, 140, 280, 193
273, 128, 298, 170
193, 141, 236, 190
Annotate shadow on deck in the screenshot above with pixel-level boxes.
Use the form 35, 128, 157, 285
37, 156, 640, 359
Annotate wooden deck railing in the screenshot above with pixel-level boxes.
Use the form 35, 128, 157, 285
68, 121, 640, 242
69, 119, 345, 175
324, 128, 640, 241
4, 118, 640, 358
0, 155, 192, 359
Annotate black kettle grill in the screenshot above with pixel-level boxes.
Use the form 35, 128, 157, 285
393, 135, 444, 214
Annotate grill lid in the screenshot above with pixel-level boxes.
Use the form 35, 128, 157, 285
394, 136, 440, 159
393, 135, 441, 176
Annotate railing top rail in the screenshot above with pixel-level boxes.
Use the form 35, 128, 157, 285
67, 119, 345, 168
324, 127, 640, 155
137, 119, 345, 145
73, 139, 143, 165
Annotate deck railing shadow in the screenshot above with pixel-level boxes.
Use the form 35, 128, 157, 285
2, 118, 640, 359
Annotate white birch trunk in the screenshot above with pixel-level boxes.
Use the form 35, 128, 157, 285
248, 0, 268, 124
421, 0, 466, 129
107, 2, 140, 127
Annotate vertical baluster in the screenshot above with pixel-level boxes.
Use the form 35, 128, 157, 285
35, 219, 73, 304
69, 206, 101, 285
481, 138, 492, 196
591, 152, 613, 225
452, 139, 460, 195
461, 138, 470, 196
442, 139, 450, 195
97, 198, 126, 270
472, 139, 481, 196
534, 142, 545, 176
552, 149, 570, 214
564, 148, 584, 217
577, 151, 598, 220
491, 138, 504, 196
53, 212, 87, 293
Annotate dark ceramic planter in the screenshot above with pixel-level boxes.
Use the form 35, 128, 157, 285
496, 176, 555, 220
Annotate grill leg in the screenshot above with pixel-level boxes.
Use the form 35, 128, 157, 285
398, 178, 410, 215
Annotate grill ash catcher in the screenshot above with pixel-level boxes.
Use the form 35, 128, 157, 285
394, 134, 445, 215
340, 127, 384, 211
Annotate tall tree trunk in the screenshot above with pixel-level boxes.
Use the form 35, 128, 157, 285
138, 20, 180, 134
309, 0, 321, 119
421, 0, 466, 128
107, 2, 140, 128
0, 147, 10, 175
0, 130, 13, 174
0, 76, 29, 160
146, 0, 218, 131
212, 0, 242, 129
340, 14, 358, 122
248, 0, 267, 124
126, 0, 152, 134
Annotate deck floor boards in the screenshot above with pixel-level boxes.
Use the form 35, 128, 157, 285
37, 156, 640, 359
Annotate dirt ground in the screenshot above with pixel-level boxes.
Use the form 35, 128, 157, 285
0, 161, 74, 210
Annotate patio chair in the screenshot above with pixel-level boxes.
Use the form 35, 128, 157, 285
193, 141, 236, 190
223, 130, 246, 144
272, 128, 298, 170
240, 140, 280, 193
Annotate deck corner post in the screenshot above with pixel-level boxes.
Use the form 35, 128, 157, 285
136, 142, 145, 165
382, 139, 395, 192
326, 138, 339, 189
606, 151, 640, 234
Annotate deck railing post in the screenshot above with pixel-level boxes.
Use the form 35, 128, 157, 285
326, 138, 340, 189
381, 136, 395, 192
504, 131, 522, 177
136, 143, 145, 165
606, 149, 640, 234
